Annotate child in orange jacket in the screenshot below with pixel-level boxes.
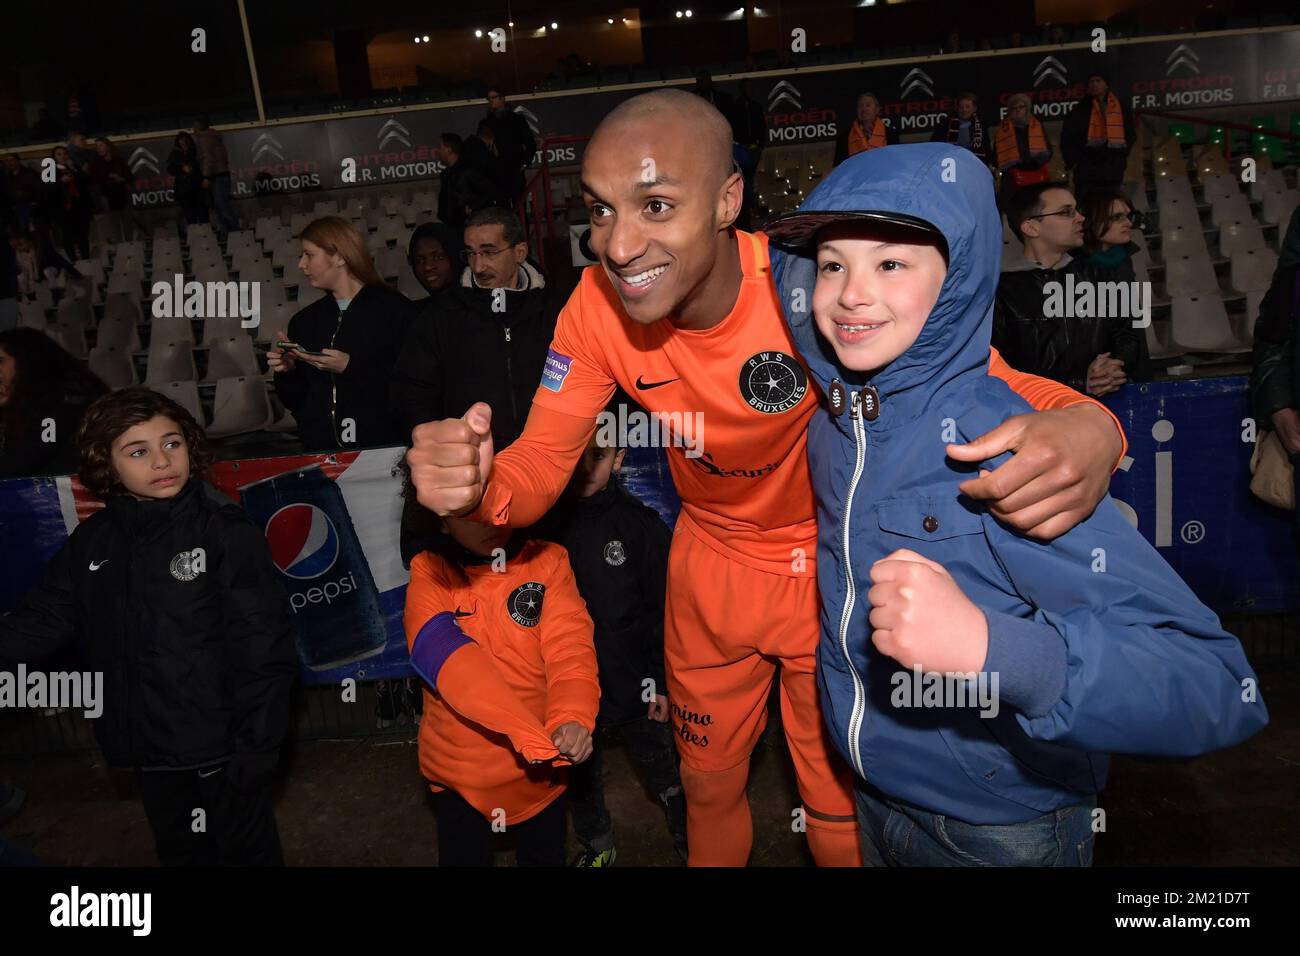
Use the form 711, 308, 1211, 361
403, 517, 600, 866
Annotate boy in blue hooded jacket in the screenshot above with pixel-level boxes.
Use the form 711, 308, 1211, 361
767, 143, 1268, 866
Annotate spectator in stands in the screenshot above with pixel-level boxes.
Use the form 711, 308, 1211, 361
1, 154, 43, 232
993, 181, 1144, 398
406, 221, 460, 299
692, 70, 734, 118
732, 78, 768, 230
1061, 72, 1135, 200
930, 92, 989, 164
267, 217, 416, 452
88, 137, 138, 243
7, 225, 79, 293
463, 120, 512, 208
1076, 189, 1141, 281
45, 145, 93, 261
1249, 256, 1300, 525
394, 205, 559, 565
834, 93, 898, 166
0, 328, 107, 478
167, 132, 207, 227
994, 94, 1053, 207
436, 133, 502, 237
482, 87, 538, 206
194, 117, 239, 237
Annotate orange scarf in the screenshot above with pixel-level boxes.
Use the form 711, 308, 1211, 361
995, 117, 1049, 170
847, 119, 887, 156
1085, 92, 1127, 148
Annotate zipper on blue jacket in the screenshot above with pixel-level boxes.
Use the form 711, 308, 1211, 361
839, 389, 868, 779
503, 326, 519, 424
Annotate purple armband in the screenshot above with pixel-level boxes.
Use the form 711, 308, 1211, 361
410, 612, 473, 690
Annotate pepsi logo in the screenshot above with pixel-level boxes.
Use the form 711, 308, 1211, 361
265, 504, 340, 579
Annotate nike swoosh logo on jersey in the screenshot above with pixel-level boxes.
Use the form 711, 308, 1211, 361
89, 559, 109, 571
197, 767, 223, 779
454, 607, 475, 618
635, 375, 680, 390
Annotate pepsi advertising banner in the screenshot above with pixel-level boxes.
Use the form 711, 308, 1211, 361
15, 27, 1299, 207
0, 376, 1292, 684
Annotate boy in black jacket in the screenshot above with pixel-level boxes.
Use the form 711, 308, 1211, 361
554, 419, 687, 865
0, 388, 297, 865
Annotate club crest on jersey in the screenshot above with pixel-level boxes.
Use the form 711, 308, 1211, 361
604, 540, 627, 567
739, 351, 807, 415
169, 549, 204, 582
507, 582, 546, 627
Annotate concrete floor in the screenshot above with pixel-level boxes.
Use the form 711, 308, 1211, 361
2, 656, 1295, 866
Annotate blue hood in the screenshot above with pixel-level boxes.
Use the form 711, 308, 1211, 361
769, 143, 1002, 423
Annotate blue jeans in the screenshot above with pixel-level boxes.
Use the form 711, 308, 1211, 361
855, 784, 1096, 867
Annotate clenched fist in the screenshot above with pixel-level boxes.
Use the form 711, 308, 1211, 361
407, 402, 495, 517
867, 548, 988, 674
551, 722, 593, 764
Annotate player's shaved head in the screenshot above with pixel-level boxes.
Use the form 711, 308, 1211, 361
596, 89, 734, 189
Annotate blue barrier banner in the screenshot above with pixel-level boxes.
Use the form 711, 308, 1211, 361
1104, 376, 1298, 612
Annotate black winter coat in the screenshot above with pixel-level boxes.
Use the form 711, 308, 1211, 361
393, 269, 561, 446
992, 254, 1149, 393
552, 481, 670, 725
0, 479, 297, 784
273, 284, 416, 451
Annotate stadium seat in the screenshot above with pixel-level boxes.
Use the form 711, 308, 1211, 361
151, 315, 195, 345
17, 300, 46, 330
344, 197, 367, 218
254, 301, 293, 344
74, 258, 106, 285
49, 320, 88, 358
1163, 253, 1220, 297
88, 345, 138, 389
200, 316, 248, 345
314, 200, 339, 216
56, 295, 94, 329
1209, 193, 1252, 227
1157, 196, 1200, 231
235, 257, 273, 284
1230, 248, 1278, 293
1144, 319, 1183, 361
106, 273, 143, 302
206, 376, 273, 437
374, 246, 406, 280
203, 335, 260, 382
1200, 174, 1239, 204
96, 310, 143, 351
1161, 224, 1208, 259
1249, 169, 1287, 202
145, 340, 198, 383
1218, 220, 1267, 258
153, 380, 205, 426
1171, 296, 1250, 353
1261, 189, 1299, 227
193, 260, 231, 284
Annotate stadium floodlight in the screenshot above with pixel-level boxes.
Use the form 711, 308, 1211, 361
414, 36, 420, 43
551, 21, 558, 29
423, 35, 429, 41
475, 29, 483, 37
676, 10, 683, 17
685, 8, 693, 15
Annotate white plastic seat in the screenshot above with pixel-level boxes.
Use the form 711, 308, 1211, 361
374, 246, 406, 280
1200, 174, 1239, 204
103, 292, 142, 326
376, 216, 404, 244
1209, 193, 1252, 228
153, 237, 183, 257
145, 340, 198, 384
203, 335, 260, 382
206, 376, 272, 437
1156, 176, 1195, 205
1230, 248, 1278, 293
192, 260, 230, 284
1157, 196, 1200, 231
201, 316, 248, 345
1171, 296, 1249, 353
1161, 225, 1208, 259
17, 300, 47, 330
1163, 254, 1219, 298
88, 345, 138, 389
96, 310, 143, 351
74, 258, 106, 284
254, 215, 281, 242
48, 320, 88, 358
1249, 169, 1287, 202
289, 212, 312, 234
344, 197, 367, 217
1145, 319, 1183, 360
237, 258, 274, 284
151, 315, 195, 345
226, 230, 257, 256
1218, 220, 1267, 258
314, 200, 339, 216
1261, 189, 1300, 227
272, 242, 300, 269
56, 295, 94, 328
152, 222, 179, 241
153, 380, 205, 426
254, 301, 293, 344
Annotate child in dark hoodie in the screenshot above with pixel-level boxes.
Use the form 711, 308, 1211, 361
767, 143, 1268, 866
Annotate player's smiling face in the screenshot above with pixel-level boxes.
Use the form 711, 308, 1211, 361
581, 119, 733, 326
812, 223, 948, 374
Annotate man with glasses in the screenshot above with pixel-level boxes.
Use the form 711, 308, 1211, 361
994, 181, 1145, 397
394, 206, 560, 564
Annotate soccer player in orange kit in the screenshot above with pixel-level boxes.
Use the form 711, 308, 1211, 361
406, 90, 1127, 867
